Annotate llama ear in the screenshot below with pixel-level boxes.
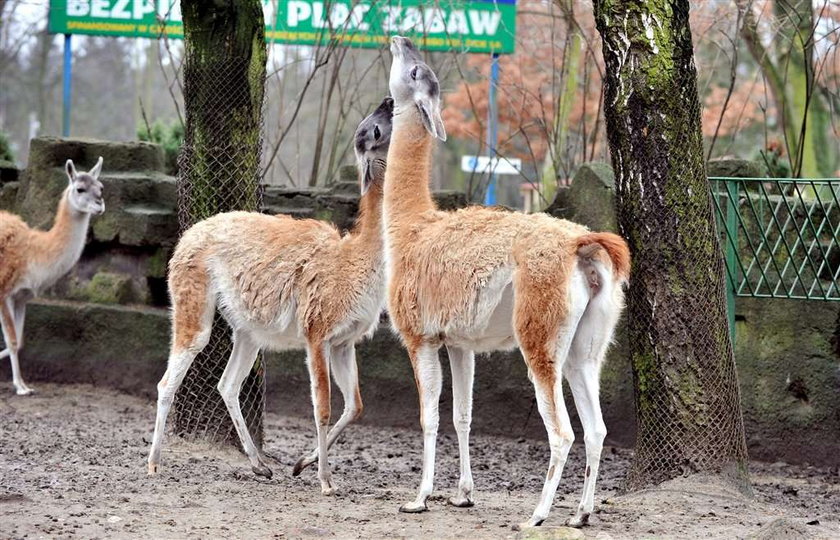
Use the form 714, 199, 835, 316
65, 159, 77, 182
415, 98, 446, 142
89, 156, 103, 179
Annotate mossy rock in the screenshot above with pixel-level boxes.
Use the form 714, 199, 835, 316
567, 162, 617, 232
707, 159, 763, 178
0, 181, 18, 212
544, 186, 574, 219
514, 527, 585, 540
68, 271, 140, 305
16, 166, 178, 246
146, 247, 171, 280
27, 136, 165, 173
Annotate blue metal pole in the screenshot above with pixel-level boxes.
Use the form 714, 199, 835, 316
484, 52, 500, 206
62, 34, 72, 137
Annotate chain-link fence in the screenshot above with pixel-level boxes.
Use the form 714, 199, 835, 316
173, 55, 266, 447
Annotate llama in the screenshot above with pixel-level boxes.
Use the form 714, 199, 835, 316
0, 157, 105, 395
383, 36, 630, 529
147, 97, 394, 495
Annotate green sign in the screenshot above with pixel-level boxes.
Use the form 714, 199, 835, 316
48, 0, 516, 54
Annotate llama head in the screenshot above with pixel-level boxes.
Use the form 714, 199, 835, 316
65, 157, 105, 215
354, 96, 394, 195
389, 36, 446, 141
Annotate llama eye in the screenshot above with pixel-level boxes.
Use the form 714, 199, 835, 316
373, 125, 381, 140
76, 187, 86, 193
411, 66, 418, 80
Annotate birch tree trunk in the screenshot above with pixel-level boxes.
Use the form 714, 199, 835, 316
593, 0, 750, 490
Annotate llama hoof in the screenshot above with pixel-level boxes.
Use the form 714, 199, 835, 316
399, 501, 428, 514
566, 512, 590, 528
321, 485, 336, 496
513, 518, 544, 531
252, 464, 273, 479
15, 386, 34, 396
292, 455, 314, 477
447, 496, 474, 508
147, 463, 160, 475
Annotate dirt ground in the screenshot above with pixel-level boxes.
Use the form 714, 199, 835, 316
0, 384, 838, 540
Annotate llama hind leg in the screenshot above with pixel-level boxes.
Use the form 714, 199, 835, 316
447, 345, 475, 508
565, 277, 621, 527
148, 290, 215, 474
518, 271, 589, 529
293, 341, 362, 476
564, 363, 605, 528
217, 329, 267, 477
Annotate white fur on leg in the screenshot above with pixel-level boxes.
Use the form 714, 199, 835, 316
147, 349, 199, 474
294, 342, 362, 476
564, 270, 621, 527
217, 330, 267, 476
400, 344, 442, 513
565, 365, 605, 527
446, 345, 475, 508
520, 271, 589, 528
1, 299, 32, 396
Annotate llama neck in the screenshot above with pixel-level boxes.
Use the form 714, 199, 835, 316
34, 189, 90, 278
352, 180, 384, 241
384, 108, 436, 224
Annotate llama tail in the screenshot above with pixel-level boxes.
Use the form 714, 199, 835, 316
575, 232, 631, 283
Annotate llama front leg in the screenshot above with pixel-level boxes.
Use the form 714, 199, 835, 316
293, 342, 362, 476
446, 345, 475, 508
217, 330, 268, 477
400, 343, 442, 513
1, 298, 32, 395
306, 339, 334, 495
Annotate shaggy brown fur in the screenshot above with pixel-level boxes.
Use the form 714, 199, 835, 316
169, 184, 384, 351
384, 121, 628, 358
0, 195, 81, 297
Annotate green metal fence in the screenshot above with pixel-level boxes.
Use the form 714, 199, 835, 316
710, 177, 840, 333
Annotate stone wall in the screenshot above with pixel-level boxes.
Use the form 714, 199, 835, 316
2, 138, 838, 466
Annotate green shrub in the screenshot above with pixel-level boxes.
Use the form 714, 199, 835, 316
0, 131, 15, 162
138, 119, 183, 175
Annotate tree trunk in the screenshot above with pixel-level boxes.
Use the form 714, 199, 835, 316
173, 0, 267, 446
593, 0, 750, 490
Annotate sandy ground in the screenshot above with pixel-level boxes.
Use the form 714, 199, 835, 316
0, 384, 838, 540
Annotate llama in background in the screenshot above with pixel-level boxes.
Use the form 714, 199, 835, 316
147, 98, 394, 495
0, 157, 105, 395
383, 36, 630, 528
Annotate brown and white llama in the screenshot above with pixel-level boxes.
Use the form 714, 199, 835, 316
147, 98, 394, 494
0, 157, 105, 395
383, 36, 630, 528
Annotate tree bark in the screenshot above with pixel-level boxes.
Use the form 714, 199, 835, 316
173, 0, 267, 446
593, 0, 750, 490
